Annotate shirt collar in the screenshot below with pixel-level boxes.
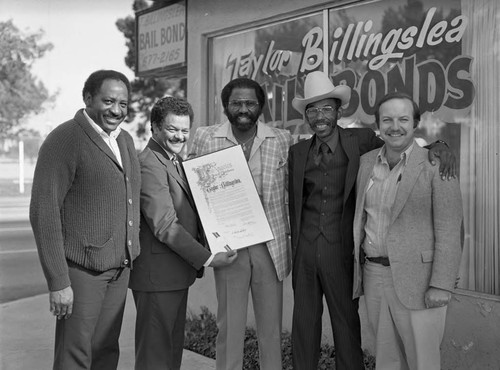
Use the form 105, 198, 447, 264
83, 109, 121, 139
151, 137, 176, 160
314, 126, 339, 155
377, 140, 415, 166
219, 120, 276, 143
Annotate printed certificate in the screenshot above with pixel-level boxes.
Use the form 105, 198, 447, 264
183, 145, 274, 253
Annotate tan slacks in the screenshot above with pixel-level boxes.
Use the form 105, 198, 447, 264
363, 261, 447, 370
214, 243, 283, 370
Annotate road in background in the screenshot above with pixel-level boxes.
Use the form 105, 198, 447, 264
0, 197, 47, 303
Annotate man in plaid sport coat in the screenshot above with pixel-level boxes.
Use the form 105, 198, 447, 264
188, 77, 293, 370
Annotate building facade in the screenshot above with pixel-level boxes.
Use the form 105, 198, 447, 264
141, 0, 500, 368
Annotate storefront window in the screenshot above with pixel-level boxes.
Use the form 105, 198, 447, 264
208, 0, 499, 295
209, 12, 323, 134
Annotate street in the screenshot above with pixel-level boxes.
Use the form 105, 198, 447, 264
0, 219, 46, 303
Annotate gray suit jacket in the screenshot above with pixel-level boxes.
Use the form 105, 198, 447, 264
129, 139, 211, 292
352, 143, 463, 309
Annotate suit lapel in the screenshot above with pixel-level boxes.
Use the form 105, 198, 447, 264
117, 132, 131, 175
258, 136, 272, 206
176, 157, 199, 212
147, 139, 192, 201
209, 121, 237, 153
339, 128, 360, 204
175, 157, 190, 188
353, 152, 376, 257
358, 152, 377, 209
75, 109, 124, 171
390, 145, 427, 225
293, 138, 313, 230
256, 122, 279, 206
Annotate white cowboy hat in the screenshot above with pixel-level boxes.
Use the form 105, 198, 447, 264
292, 71, 351, 114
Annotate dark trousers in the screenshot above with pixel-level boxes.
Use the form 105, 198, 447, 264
53, 264, 129, 370
292, 234, 364, 370
132, 289, 189, 370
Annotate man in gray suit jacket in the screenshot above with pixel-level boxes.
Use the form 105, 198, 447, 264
353, 92, 463, 370
129, 97, 236, 370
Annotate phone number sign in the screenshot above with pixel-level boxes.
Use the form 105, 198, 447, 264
136, 1, 186, 77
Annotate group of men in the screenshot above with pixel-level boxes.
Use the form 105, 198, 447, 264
30, 68, 462, 370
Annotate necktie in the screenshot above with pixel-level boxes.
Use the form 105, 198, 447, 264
171, 153, 179, 166
317, 142, 332, 167
171, 154, 182, 177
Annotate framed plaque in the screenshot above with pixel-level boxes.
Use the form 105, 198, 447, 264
183, 145, 274, 253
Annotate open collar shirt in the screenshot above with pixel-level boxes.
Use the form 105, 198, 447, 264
224, 121, 265, 198
362, 141, 415, 258
84, 109, 123, 168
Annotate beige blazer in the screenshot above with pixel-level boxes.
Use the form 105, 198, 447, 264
352, 143, 463, 309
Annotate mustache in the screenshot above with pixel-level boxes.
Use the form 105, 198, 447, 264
236, 113, 252, 119
105, 113, 123, 119
311, 119, 330, 126
169, 138, 187, 143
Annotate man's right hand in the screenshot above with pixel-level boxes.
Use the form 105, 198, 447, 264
209, 250, 238, 267
49, 286, 74, 320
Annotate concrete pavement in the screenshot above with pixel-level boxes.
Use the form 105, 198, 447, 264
0, 196, 215, 369
0, 291, 215, 370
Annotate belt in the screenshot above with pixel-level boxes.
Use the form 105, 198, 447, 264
366, 256, 390, 266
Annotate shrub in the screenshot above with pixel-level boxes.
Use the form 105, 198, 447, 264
184, 306, 217, 359
185, 306, 376, 369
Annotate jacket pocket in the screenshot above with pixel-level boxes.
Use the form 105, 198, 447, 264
277, 157, 287, 169
84, 237, 116, 271
421, 250, 434, 263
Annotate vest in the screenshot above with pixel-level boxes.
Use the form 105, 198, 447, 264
300, 143, 348, 244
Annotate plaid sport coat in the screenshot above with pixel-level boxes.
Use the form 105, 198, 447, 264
188, 121, 293, 281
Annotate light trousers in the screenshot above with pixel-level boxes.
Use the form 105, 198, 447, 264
214, 244, 283, 370
363, 261, 447, 370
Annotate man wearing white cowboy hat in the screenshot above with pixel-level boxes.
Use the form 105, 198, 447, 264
287, 70, 456, 370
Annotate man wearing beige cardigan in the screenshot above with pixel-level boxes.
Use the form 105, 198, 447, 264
353, 92, 463, 370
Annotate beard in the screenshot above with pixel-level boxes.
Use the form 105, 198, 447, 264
225, 109, 259, 132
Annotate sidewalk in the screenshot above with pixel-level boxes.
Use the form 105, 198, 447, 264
0, 291, 215, 370
0, 197, 215, 369
0, 196, 30, 222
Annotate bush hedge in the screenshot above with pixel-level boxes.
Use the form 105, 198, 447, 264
185, 306, 376, 369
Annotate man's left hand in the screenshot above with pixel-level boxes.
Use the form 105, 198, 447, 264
428, 142, 456, 180
424, 287, 452, 309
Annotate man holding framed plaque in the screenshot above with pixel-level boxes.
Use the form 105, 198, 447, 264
129, 97, 237, 369
188, 78, 293, 370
